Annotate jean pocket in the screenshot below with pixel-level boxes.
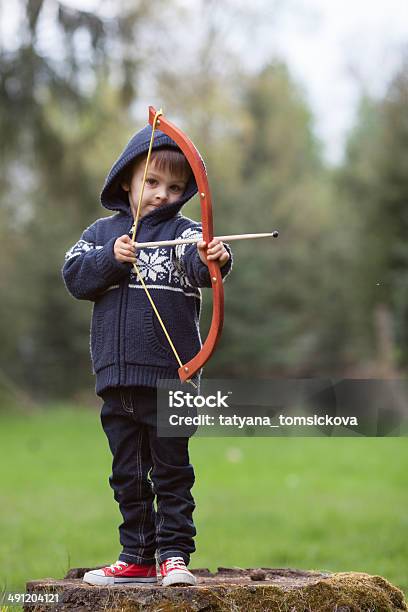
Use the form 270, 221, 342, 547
120, 389, 134, 413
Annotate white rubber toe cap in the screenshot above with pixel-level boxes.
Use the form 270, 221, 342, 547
83, 570, 114, 586
162, 570, 197, 587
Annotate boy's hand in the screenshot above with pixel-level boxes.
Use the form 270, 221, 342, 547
114, 235, 137, 263
197, 239, 230, 268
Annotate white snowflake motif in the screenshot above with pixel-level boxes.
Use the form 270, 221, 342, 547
169, 226, 203, 288
174, 227, 203, 260
64, 239, 94, 262
135, 249, 169, 282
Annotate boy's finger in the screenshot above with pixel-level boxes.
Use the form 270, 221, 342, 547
208, 239, 222, 249
207, 245, 222, 255
197, 240, 207, 249
209, 248, 228, 260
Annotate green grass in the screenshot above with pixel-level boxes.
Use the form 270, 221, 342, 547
0, 405, 407, 600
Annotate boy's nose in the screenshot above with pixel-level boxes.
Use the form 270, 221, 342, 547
155, 188, 168, 202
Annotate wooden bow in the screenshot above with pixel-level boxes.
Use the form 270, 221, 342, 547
151, 106, 224, 383
131, 106, 278, 385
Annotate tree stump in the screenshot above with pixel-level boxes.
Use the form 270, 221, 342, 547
24, 566, 407, 611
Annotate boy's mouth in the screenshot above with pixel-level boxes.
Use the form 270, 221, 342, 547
149, 202, 168, 208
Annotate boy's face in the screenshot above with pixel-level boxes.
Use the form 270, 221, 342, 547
122, 156, 189, 218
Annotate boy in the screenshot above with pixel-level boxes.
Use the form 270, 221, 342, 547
62, 123, 232, 586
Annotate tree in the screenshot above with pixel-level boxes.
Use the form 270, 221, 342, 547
337, 60, 408, 373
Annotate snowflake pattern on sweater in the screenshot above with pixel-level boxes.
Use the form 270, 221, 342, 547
129, 227, 204, 291
133, 249, 169, 282
65, 239, 102, 262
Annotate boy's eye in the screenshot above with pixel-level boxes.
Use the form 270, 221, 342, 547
170, 185, 183, 192
146, 178, 157, 186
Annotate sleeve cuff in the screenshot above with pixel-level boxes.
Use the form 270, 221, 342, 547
191, 243, 233, 286
192, 248, 212, 286
220, 243, 233, 281
95, 236, 131, 280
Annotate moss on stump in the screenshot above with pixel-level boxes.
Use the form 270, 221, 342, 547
25, 566, 407, 611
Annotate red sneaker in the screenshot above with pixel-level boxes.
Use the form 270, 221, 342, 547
160, 557, 197, 586
83, 560, 157, 585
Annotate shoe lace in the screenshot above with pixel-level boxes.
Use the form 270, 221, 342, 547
108, 560, 128, 573
164, 556, 186, 571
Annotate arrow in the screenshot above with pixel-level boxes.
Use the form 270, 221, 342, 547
133, 231, 279, 249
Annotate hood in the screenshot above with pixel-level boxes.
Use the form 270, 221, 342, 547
100, 124, 198, 217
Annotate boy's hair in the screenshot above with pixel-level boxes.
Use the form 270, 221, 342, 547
121, 147, 192, 187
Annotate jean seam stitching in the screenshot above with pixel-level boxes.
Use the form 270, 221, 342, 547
120, 389, 133, 413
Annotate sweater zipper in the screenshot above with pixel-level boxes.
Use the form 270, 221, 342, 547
118, 220, 136, 384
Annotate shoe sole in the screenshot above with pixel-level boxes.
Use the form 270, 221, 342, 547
162, 571, 197, 587
83, 572, 158, 586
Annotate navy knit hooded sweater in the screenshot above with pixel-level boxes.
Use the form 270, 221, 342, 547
62, 125, 233, 394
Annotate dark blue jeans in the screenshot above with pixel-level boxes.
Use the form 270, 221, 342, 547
100, 386, 196, 566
